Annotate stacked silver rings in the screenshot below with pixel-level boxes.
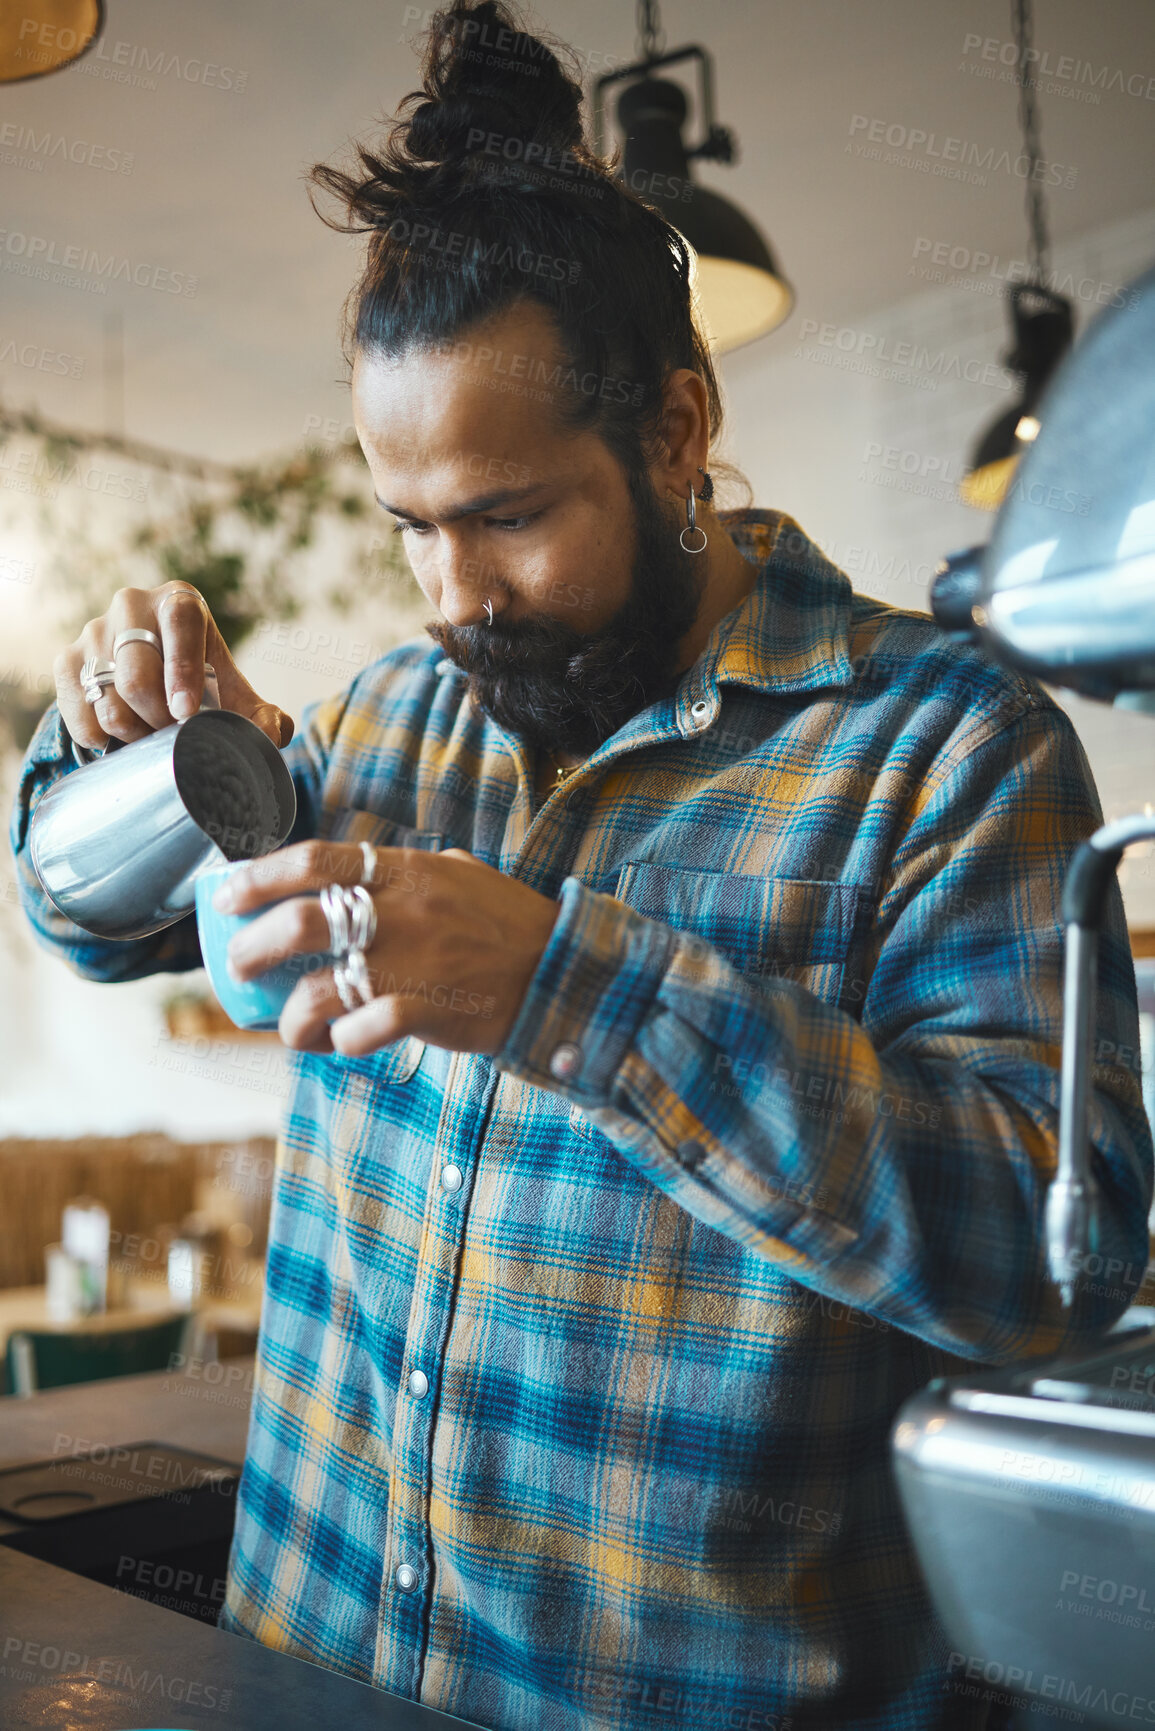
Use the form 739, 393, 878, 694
81, 629, 164, 705
321, 883, 378, 1013
81, 640, 216, 708
80, 656, 117, 704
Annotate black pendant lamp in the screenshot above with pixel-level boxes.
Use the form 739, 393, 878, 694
592, 0, 792, 355
960, 0, 1074, 510
1, 0, 104, 82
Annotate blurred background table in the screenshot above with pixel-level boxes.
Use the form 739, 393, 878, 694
0, 1272, 263, 1356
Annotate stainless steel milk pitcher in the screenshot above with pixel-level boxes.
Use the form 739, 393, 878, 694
28, 672, 297, 940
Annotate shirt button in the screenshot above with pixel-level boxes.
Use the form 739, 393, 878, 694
549, 1041, 582, 1081
395, 1563, 419, 1592
677, 1137, 708, 1170
691, 699, 711, 719
408, 1369, 429, 1398
440, 1163, 463, 1192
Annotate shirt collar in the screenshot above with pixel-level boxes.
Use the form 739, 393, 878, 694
673, 508, 856, 735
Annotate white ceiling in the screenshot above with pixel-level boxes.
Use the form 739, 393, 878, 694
3, 0, 1154, 462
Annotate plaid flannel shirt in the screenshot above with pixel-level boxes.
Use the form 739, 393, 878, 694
11, 509, 1153, 1731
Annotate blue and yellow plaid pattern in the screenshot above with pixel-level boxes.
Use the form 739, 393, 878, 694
11, 510, 1153, 1731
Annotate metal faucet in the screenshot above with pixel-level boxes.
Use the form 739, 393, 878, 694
1048, 812, 1155, 1305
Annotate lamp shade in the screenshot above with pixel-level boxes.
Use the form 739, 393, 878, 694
958, 406, 1038, 512
1, 0, 103, 82
961, 284, 1074, 510
975, 261, 1155, 697
617, 77, 792, 353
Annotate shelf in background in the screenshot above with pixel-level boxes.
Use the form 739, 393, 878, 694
163, 994, 280, 1044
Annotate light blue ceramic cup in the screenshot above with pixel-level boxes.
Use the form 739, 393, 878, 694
195, 860, 330, 1031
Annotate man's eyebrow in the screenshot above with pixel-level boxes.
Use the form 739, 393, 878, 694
374, 483, 547, 523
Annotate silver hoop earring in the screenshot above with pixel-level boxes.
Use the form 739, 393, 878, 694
483, 597, 494, 625
680, 483, 708, 555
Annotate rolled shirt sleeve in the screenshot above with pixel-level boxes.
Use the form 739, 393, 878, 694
496, 695, 1154, 1364
8, 691, 344, 983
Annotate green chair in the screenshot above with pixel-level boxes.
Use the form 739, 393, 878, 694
6, 1312, 194, 1396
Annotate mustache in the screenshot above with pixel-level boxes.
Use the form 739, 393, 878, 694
421, 476, 705, 756
429, 615, 578, 670
425, 614, 653, 743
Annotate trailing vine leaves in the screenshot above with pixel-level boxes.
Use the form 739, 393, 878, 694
0, 401, 419, 749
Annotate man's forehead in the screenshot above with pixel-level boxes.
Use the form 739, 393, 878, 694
353, 340, 565, 461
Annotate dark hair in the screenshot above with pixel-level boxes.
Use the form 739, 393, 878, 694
308, 0, 731, 485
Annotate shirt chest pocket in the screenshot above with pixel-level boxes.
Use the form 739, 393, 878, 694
331, 1034, 426, 1090
293, 1035, 426, 1180
612, 861, 865, 1013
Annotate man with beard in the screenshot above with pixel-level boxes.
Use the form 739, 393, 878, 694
362, 298, 741, 797
10, 3, 1152, 1730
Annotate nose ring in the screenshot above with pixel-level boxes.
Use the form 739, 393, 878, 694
483, 597, 494, 625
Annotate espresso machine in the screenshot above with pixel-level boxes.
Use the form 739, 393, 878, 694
893, 263, 1155, 1726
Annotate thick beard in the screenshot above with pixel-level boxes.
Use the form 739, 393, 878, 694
425, 470, 707, 758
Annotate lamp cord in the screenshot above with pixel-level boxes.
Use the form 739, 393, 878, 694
1012, 0, 1052, 288
636, 0, 665, 65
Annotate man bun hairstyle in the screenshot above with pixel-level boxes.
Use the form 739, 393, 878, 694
308, 0, 729, 486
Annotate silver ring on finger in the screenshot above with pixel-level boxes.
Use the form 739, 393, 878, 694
344, 947, 375, 1006
320, 883, 351, 958
344, 884, 377, 953
332, 960, 359, 1014
112, 628, 163, 658
80, 656, 116, 687
83, 671, 118, 706
359, 841, 378, 888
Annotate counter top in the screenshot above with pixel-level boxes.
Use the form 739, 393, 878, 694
0, 1547, 484, 1729
0, 1358, 254, 1471
0, 1363, 484, 1729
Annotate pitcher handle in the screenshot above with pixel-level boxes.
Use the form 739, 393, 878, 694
70, 663, 220, 768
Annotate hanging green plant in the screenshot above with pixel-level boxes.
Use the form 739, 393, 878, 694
0, 398, 418, 655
